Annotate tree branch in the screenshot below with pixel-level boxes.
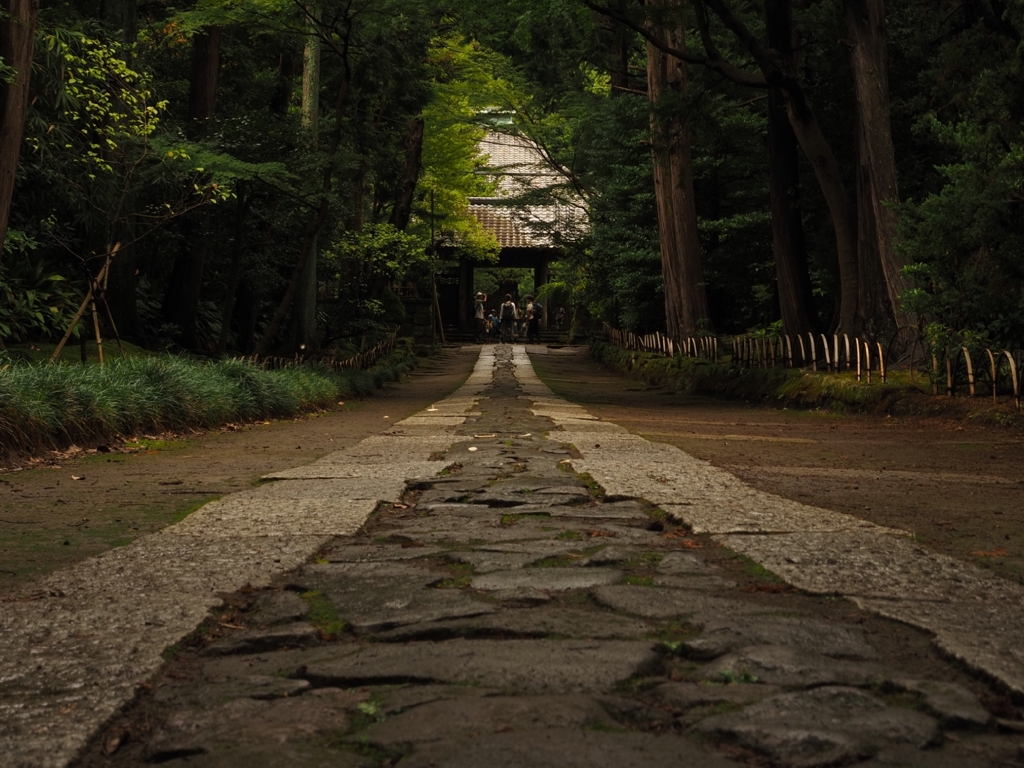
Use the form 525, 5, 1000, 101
582, 0, 768, 89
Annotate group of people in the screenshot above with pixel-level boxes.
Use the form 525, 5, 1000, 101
474, 292, 566, 344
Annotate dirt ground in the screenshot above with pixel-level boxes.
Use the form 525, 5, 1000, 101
529, 349, 1024, 586
0, 349, 479, 599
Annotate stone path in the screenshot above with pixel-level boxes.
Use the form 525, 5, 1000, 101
1, 355, 492, 768
6, 345, 1024, 767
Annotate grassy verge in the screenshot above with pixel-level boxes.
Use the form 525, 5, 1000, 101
589, 337, 1020, 420
0, 341, 416, 461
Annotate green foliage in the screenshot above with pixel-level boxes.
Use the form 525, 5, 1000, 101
415, 35, 506, 261
0, 263, 81, 343
0, 347, 414, 459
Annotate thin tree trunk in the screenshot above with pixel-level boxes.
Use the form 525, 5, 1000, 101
257, 7, 354, 355
293, 5, 321, 352
162, 26, 221, 345
765, 0, 817, 337
845, 0, 913, 329
100, 0, 136, 43
0, 0, 37, 262
389, 118, 424, 231
270, 50, 298, 115
99, 0, 140, 335
216, 188, 252, 353
646, 0, 710, 339
778, 90, 858, 334
255, 199, 328, 355
162, 212, 210, 346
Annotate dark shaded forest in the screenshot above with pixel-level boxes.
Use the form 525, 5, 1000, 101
1, 0, 1022, 359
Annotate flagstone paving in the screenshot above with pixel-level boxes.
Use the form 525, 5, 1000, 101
6, 345, 1024, 767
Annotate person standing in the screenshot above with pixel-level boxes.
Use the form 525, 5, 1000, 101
486, 309, 498, 342
555, 305, 566, 332
474, 292, 488, 343
499, 293, 518, 343
525, 294, 542, 344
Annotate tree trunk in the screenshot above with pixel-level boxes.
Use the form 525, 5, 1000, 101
257, 7, 353, 355
162, 212, 210, 346
646, 0, 711, 339
186, 27, 221, 139
216, 187, 252, 353
780, 92, 858, 333
0, 0, 38, 263
270, 50, 298, 115
608, 0, 631, 94
160, 26, 221, 345
854, 106, 889, 333
688, 0, 859, 332
292, 5, 321, 352
100, 0, 136, 46
235, 276, 261, 353
99, 0, 140, 335
845, 0, 913, 329
765, 0, 817, 337
389, 117, 424, 231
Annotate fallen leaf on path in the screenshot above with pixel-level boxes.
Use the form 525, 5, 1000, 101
741, 583, 793, 594
102, 733, 124, 756
392, 503, 410, 509
971, 548, 1009, 557
70, 475, 84, 481
663, 532, 701, 548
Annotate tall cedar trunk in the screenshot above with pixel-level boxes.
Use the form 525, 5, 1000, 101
845, 0, 913, 329
765, 0, 817, 337
646, 1, 710, 339
162, 28, 220, 345
186, 28, 221, 138
292, 6, 321, 352
609, 0, 630, 93
254, 67, 350, 355
389, 118, 425, 231
854, 106, 889, 331
100, 0, 140, 337
780, 92, 858, 333
0, 0, 38, 263
697, 0, 858, 332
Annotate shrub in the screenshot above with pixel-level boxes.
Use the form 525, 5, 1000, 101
0, 347, 415, 460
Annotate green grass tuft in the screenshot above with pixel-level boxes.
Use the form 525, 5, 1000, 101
0, 344, 416, 460
299, 590, 347, 639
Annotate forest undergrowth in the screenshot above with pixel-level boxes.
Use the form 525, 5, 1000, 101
0, 344, 417, 462
590, 339, 1023, 425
